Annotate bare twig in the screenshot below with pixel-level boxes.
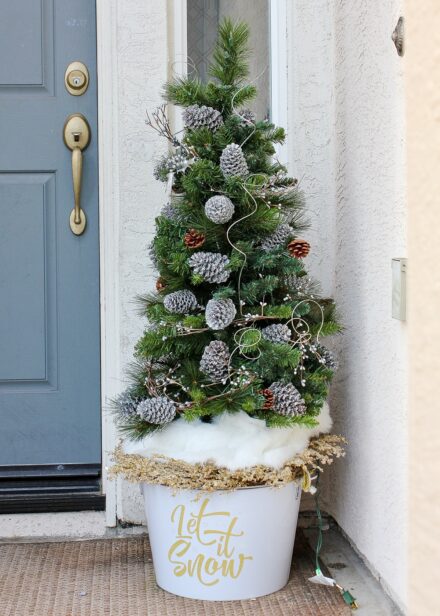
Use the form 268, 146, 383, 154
145, 104, 179, 146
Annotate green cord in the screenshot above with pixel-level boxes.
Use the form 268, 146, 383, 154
313, 471, 358, 609
314, 470, 323, 576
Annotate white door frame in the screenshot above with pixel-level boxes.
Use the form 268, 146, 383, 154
96, 0, 120, 527
96, 0, 290, 527
269, 0, 289, 161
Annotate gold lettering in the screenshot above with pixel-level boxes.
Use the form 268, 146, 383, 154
168, 538, 191, 577
205, 557, 222, 576
168, 499, 253, 585
171, 504, 190, 539
222, 554, 253, 579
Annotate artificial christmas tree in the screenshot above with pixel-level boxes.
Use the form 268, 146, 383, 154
112, 18, 344, 601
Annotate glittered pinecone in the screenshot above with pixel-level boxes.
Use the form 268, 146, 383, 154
220, 144, 249, 178
260, 224, 294, 252
259, 388, 274, 410
261, 323, 292, 344
154, 149, 193, 181
268, 382, 306, 417
283, 274, 315, 297
316, 345, 338, 371
161, 201, 180, 221
235, 108, 256, 125
115, 388, 140, 419
163, 289, 198, 314
156, 277, 166, 292
184, 228, 205, 249
148, 242, 160, 270
204, 195, 235, 224
188, 252, 230, 284
136, 397, 176, 424
183, 104, 224, 132
153, 155, 169, 182
288, 238, 311, 259
200, 340, 230, 382
205, 298, 237, 330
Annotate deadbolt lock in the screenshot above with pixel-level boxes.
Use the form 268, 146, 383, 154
65, 61, 89, 95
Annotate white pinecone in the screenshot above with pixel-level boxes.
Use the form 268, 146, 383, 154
235, 108, 256, 125
154, 149, 193, 180
284, 274, 315, 297
316, 345, 338, 371
260, 224, 294, 252
261, 323, 292, 344
183, 104, 224, 132
163, 290, 198, 314
136, 397, 176, 424
115, 389, 140, 418
205, 298, 237, 330
204, 195, 235, 224
153, 155, 169, 181
220, 144, 249, 178
161, 201, 180, 221
188, 252, 230, 284
148, 242, 158, 269
268, 382, 306, 417
200, 340, 230, 382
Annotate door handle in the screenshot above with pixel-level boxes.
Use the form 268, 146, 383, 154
63, 114, 91, 235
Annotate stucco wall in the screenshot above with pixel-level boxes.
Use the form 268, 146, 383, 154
287, 1, 406, 610
115, 0, 169, 524
331, 2, 406, 608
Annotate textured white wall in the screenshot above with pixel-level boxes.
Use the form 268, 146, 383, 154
115, 0, 169, 524
287, 0, 406, 610
331, 1, 406, 609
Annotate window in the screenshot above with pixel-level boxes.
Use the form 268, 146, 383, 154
186, 0, 271, 121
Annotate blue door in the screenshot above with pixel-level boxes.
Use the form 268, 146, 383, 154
0, 0, 101, 504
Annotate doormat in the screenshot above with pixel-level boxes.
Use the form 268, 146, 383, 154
0, 532, 351, 615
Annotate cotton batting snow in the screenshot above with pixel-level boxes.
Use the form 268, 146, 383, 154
123, 403, 332, 470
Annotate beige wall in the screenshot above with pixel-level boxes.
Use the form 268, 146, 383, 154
407, 3, 440, 615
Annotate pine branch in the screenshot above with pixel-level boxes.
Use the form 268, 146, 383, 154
240, 275, 279, 304
163, 77, 211, 108
209, 19, 251, 86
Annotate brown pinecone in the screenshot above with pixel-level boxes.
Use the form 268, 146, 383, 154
259, 388, 275, 410
288, 238, 310, 259
156, 277, 166, 292
184, 228, 206, 249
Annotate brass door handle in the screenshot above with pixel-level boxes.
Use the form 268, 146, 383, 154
63, 114, 91, 235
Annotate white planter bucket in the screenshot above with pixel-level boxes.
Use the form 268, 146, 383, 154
141, 481, 302, 601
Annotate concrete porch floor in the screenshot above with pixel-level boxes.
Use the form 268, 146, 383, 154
302, 522, 404, 616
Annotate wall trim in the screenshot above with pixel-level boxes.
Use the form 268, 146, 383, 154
168, 0, 187, 136
270, 0, 289, 162
96, 0, 121, 527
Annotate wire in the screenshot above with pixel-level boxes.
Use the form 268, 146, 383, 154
314, 470, 324, 575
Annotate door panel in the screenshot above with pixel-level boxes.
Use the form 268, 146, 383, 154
0, 0, 54, 96
0, 175, 55, 382
0, 0, 100, 467
0, 0, 43, 85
